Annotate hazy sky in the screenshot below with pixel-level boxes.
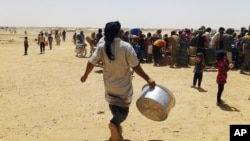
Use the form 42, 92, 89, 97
0, 0, 249, 30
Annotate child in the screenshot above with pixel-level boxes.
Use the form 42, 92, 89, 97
192, 53, 206, 89
216, 51, 229, 104
24, 36, 29, 55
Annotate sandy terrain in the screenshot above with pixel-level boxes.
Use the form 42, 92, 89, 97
0, 28, 249, 141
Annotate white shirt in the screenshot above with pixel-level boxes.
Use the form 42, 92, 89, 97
89, 37, 139, 107
211, 32, 220, 48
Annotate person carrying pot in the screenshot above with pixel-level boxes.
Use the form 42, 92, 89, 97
80, 21, 155, 141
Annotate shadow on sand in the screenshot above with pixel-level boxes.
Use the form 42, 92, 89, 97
197, 87, 208, 93
240, 71, 250, 76
105, 139, 131, 141
75, 55, 89, 58
217, 102, 240, 112
105, 138, 164, 141
95, 69, 103, 74
191, 86, 208, 93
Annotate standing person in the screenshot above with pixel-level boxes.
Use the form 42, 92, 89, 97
211, 27, 225, 50
47, 34, 53, 50
239, 29, 250, 74
162, 34, 170, 65
80, 31, 85, 42
196, 29, 208, 64
72, 32, 77, 45
37, 34, 40, 45
204, 27, 212, 47
86, 32, 96, 57
237, 27, 248, 69
55, 30, 61, 45
24, 36, 29, 55
62, 30, 66, 42
168, 30, 180, 68
156, 29, 162, 39
80, 21, 155, 141
121, 31, 129, 43
90, 32, 96, 56
219, 28, 234, 66
231, 32, 239, 69
178, 29, 191, 67
144, 32, 153, 63
152, 39, 167, 66
39, 33, 46, 54
192, 53, 206, 89
138, 33, 146, 63
216, 51, 229, 104
96, 28, 103, 45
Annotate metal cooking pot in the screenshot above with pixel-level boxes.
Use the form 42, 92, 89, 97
136, 84, 175, 121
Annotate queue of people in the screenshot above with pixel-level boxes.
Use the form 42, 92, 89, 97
118, 25, 250, 74
27, 25, 250, 75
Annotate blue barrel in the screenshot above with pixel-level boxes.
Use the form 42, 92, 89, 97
130, 28, 140, 35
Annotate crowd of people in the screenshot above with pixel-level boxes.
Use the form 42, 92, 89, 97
115, 25, 250, 74
33, 30, 67, 54
30, 24, 250, 75
23, 25, 250, 75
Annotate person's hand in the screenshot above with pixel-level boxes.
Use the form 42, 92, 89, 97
147, 78, 155, 87
229, 63, 234, 69
80, 74, 88, 83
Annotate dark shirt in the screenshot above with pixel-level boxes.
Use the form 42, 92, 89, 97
24, 40, 29, 47
96, 33, 103, 45
220, 33, 233, 51
62, 31, 66, 36
48, 37, 53, 43
194, 62, 204, 74
196, 35, 206, 49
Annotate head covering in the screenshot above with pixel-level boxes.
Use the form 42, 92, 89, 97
104, 21, 121, 42
216, 50, 226, 61
198, 29, 204, 35
98, 28, 102, 33
171, 30, 176, 35
104, 21, 121, 60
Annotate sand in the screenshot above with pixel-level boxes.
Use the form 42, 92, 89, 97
0, 28, 249, 141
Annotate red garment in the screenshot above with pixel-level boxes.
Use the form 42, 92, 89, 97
216, 60, 228, 84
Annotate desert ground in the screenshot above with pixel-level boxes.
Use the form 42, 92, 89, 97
0, 28, 249, 141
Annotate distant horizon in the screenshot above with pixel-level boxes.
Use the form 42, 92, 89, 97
0, 26, 246, 31
1, 0, 249, 30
